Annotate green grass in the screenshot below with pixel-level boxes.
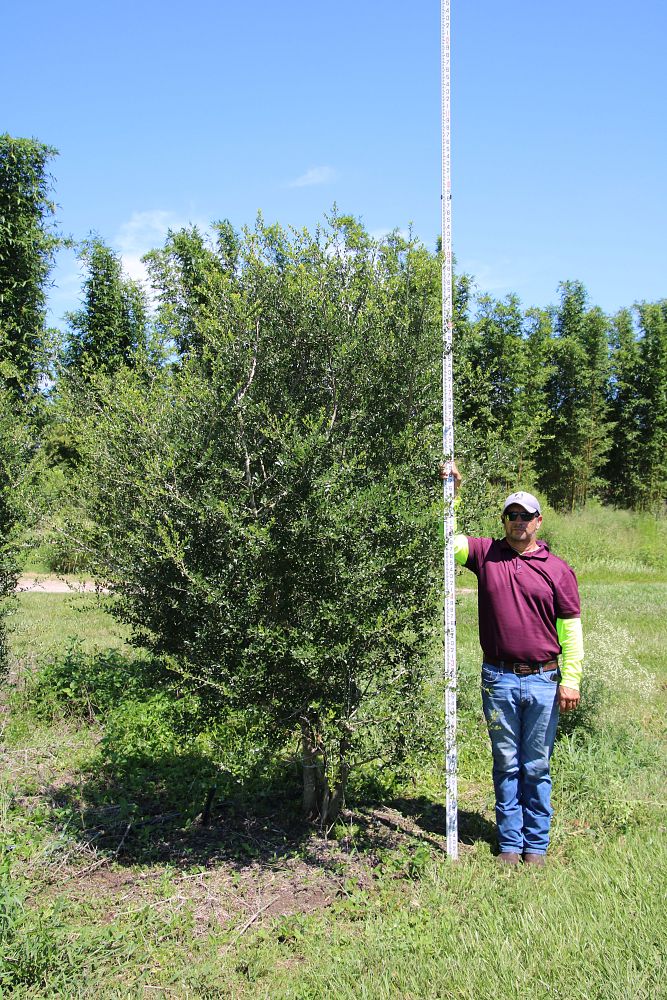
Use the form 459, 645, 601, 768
2, 512, 667, 998
8, 591, 130, 661
220, 832, 666, 999
540, 503, 667, 583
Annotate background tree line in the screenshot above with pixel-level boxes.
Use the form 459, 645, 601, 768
2, 134, 666, 820
3, 136, 665, 517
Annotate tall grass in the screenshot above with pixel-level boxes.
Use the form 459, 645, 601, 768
540, 502, 667, 582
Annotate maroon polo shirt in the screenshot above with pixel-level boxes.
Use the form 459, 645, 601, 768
465, 537, 580, 663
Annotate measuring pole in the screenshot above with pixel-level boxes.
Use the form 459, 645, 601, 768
441, 0, 458, 860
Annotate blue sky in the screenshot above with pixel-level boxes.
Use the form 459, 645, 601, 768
4, 0, 666, 324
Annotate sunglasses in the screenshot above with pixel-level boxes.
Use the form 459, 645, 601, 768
504, 510, 538, 522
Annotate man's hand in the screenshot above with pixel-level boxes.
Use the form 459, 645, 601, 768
439, 461, 462, 495
558, 686, 580, 712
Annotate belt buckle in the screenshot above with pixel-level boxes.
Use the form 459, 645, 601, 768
513, 662, 533, 676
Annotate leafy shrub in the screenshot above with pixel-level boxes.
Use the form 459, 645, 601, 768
21, 640, 168, 720
60, 216, 446, 822
96, 695, 219, 814
0, 391, 35, 673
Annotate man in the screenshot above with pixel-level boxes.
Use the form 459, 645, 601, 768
444, 464, 584, 866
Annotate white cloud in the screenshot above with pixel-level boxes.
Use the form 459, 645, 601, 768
48, 211, 206, 324
288, 165, 336, 188
114, 209, 188, 286
116, 209, 178, 254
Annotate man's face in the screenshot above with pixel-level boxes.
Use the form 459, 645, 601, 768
502, 504, 543, 545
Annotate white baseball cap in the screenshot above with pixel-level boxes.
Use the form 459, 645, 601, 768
502, 491, 541, 515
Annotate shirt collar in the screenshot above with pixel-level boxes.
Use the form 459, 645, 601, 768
499, 538, 550, 559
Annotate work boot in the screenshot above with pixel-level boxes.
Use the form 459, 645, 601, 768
497, 852, 521, 866
523, 853, 546, 867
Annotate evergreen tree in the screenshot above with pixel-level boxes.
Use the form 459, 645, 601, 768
455, 293, 551, 495
606, 308, 643, 507
0, 135, 61, 394
536, 281, 612, 509
61, 217, 445, 823
634, 301, 667, 511
144, 224, 228, 357
65, 237, 148, 376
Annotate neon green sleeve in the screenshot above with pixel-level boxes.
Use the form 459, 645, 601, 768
556, 617, 584, 691
450, 494, 469, 564
453, 534, 469, 565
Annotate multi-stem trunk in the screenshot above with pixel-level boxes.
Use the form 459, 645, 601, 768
300, 716, 351, 830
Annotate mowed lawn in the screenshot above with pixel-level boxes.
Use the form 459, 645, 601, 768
1, 557, 666, 997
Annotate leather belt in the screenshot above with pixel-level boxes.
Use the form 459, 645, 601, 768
484, 657, 559, 676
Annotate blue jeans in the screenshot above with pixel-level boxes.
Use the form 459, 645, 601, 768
481, 662, 560, 855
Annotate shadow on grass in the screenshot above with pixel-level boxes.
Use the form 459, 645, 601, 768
49, 749, 325, 872
47, 753, 498, 875
386, 796, 496, 848
32, 645, 497, 874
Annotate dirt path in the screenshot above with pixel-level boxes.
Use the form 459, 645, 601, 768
16, 576, 102, 594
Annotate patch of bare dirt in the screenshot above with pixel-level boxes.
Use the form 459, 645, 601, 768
4, 707, 488, 939
17, 780, 471, 936
25, 811, 386, 935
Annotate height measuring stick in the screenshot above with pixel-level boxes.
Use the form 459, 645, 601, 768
441, 0, 459, 859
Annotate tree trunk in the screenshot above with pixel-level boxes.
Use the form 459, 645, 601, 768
300, 718, 351, 830
300, 717, 324, 819
323, 761, 348, 829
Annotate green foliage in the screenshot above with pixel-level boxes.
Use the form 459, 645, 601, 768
21, 640, 167, 719
451, 277, 665, 515
0, 135, 62, 395
59, 216, 444, 818
12, 634, 274, 817
606, 307, 644, 508
536, 282, 613, 509
0, 391, 36, 672
97, 694, 221, 813
455, 294, 552, 493
144, 223, 229, 356
64, 236, 149, 377
633, 301, 667, 511
607, 300, 667, 513
21, 464, 92, 573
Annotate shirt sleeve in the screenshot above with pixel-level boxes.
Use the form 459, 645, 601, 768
454, 534, 469, 565
451, 495, 471, 565
554, 564, 581, 618
556, 616, 584, 690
